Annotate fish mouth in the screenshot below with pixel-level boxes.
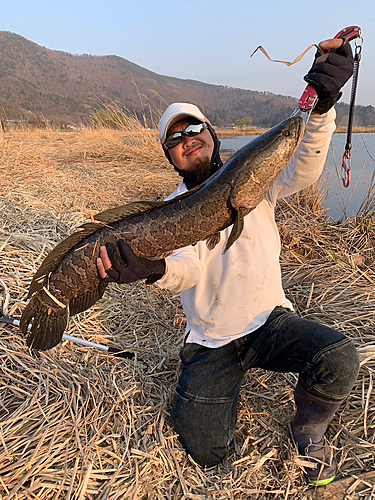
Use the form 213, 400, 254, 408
284, 116, 305, 147
297, 116, 306, 137
295, 116, 306, 146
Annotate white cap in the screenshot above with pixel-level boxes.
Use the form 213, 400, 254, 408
159, 103, 206, 144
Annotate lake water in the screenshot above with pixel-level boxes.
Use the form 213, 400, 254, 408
220, 133, 375, 221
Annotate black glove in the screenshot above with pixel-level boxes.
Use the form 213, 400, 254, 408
104, 240, 165, 284
304, 39, 354, 114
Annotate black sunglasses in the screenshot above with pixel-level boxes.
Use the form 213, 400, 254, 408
163, 122, 208, 150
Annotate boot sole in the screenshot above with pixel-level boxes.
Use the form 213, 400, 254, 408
308, 475, 336, 486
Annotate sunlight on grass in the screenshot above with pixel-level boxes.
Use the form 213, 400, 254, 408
0, 112, 374, 498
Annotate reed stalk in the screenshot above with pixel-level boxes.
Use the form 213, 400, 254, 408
0, 118, 374, 498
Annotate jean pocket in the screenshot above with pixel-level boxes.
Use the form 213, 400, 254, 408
175, 386, 233, 405
270, 308, 294, 331
180, 342, 207, 365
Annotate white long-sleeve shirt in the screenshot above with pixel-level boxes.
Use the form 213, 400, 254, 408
157, 109, 336, 348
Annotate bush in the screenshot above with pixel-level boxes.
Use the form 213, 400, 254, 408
235, 116, 253, 128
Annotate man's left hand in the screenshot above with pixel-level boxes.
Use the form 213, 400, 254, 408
305, 38, 354, 114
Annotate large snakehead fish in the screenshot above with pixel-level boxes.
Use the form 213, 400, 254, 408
21, 116, 305, 350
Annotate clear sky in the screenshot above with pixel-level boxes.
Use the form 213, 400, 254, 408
2, 0, 374, 107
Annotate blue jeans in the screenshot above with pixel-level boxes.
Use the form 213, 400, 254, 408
170, 307, 359, 466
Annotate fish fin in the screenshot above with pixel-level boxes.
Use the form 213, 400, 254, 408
175, 183, 204, 198
69, 281, 108, 316
28, 225, 104, 298
89, 187, 204, 226
21, 295, 68, 351
29, 188, 205, 298
223, 210, 245, 254
86, 201, 166, 227
28, 202, 167, 298
206, 233, 221, 250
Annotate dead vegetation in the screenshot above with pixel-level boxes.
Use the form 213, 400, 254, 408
0, 124, 374, 499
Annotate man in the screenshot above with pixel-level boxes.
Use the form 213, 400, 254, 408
97, 38, 359, 486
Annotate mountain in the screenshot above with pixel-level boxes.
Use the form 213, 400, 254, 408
0, 31, 374, 128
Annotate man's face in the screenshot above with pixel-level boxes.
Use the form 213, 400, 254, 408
167, 119, 215, 174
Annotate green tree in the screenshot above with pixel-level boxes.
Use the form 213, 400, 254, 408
235, 116, 253, 128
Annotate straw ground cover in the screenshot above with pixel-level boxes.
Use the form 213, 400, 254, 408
0, 125, 374, 499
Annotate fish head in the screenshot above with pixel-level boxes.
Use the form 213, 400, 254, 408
217, 115, 306, 252
226, 116, 306, 213
264, 115, 306, 165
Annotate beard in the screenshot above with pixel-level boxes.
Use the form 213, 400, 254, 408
174, 156, 213, 190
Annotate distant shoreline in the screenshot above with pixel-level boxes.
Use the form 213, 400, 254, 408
216, 126, 375, 138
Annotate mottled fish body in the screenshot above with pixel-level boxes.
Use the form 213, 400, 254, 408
21, 116, 305, 350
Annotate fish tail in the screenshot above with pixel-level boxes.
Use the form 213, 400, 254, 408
20, 295, 68, 351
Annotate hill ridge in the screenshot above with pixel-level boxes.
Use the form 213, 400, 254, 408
0, 31, 374, 128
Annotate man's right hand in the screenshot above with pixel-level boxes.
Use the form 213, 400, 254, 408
97, 240, 165, 284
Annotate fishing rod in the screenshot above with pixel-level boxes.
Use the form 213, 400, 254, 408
0, 311, 139, 362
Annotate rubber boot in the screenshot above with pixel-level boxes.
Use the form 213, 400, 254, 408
291, 382, 342, 486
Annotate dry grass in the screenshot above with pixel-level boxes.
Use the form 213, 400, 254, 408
0, 124, 374, 499
335, 127, 375, 134
216, 127, 269, 138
